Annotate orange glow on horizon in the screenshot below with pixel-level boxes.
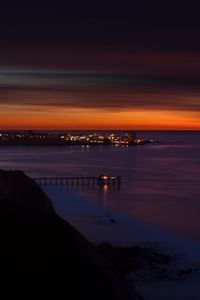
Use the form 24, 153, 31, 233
0, 104, 199, 130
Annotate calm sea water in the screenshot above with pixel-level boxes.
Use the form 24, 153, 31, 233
0, 131, 199, 242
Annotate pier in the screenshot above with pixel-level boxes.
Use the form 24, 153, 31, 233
34, 175, 121, 186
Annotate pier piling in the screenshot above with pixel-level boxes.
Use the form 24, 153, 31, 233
33, 176, 121, 187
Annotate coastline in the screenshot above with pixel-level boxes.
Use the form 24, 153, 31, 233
44, 185, 200, 300
0, 130, 154, 146
0, 170, 142, 300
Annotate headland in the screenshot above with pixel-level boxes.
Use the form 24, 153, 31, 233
0, 131, 154, 146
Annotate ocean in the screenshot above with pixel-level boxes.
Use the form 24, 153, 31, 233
0, 130, 199, 242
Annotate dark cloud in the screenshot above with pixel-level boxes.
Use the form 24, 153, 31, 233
0, 43, 199, 115
0, 80, 199, 113
0, 70, 200, 90
0, 2, 199, 125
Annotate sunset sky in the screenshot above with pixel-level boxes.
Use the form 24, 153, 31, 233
0, 3, 199, 129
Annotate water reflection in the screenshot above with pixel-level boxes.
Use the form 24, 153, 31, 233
99, 184, 109, 209
0, 131, 199, 241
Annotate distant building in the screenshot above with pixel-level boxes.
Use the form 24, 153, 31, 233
124, 131, 136, 142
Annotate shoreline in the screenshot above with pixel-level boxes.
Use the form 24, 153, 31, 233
44, 185, 200, 251
44, 185, 200, 300
0, 170, 141, 300
0, 141, 154, 146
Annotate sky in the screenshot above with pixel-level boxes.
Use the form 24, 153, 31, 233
0, 2, 199, 130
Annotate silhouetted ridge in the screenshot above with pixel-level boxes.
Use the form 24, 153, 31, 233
0, 170, 142, 300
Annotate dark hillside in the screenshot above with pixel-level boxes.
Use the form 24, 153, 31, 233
0, 170, 142, 300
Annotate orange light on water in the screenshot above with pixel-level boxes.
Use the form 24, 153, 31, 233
103, 184, 109, 192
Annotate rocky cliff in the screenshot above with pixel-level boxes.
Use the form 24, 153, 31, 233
0, 170, 143, 300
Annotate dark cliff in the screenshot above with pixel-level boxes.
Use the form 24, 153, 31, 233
0, 170, 142, 300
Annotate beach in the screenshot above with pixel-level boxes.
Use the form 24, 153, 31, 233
44, 185, 200, 300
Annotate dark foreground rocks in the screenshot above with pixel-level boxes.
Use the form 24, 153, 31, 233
0, 170, 142, 300
97, 243, 199, 283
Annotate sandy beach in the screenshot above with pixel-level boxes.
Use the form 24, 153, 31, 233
44, 185, 200, 300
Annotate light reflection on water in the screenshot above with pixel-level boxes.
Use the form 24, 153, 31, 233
0, 131, 199, 241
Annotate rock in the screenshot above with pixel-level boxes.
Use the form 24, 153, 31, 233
0, 170, 142, 300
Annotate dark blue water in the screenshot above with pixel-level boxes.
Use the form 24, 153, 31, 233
0, 131, 199, 241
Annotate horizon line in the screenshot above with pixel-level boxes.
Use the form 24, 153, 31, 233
0, 129, 199, 131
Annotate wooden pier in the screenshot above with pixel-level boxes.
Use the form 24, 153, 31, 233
33, 176, 121, 186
